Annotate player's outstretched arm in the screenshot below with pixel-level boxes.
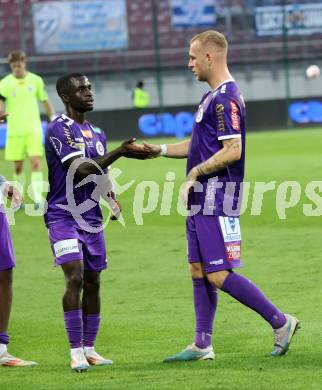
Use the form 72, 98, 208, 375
63, 138, 151, 179
143, 139, 190, 159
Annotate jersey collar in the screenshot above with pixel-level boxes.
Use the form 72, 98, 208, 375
212, 78, 235, 92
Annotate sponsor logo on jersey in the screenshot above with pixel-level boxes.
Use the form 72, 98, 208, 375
53, 239, 79, 258
96, 141, 105, 156
225, 242, 241, 261
85, 141, 94, 148
216, 103, 225, 132
81, 129, 93, 139
209, 259, 224, 265
219, 216, 241, 243
230, 101, 240, 131
63, 127, 85, 150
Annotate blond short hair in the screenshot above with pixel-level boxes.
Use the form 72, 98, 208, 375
190, 30, 228, 51
8, 50, 26, 63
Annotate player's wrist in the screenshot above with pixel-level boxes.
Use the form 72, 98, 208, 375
115, 145, 125, 157
159, 144, 167, 156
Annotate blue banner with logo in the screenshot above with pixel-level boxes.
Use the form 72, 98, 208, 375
32, 0, 128, 53
289, 101, 322, 124
255, 3, 322, 36
171, 0, 216, 29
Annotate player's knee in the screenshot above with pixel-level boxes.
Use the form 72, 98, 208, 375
189, 262, 204, 278
84, 278, 100, 294
206, 270, 229, 289
31, 158, 41, 171
14, 162, 23, 174
67, 273, 83, 292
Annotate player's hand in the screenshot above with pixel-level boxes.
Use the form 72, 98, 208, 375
0, 112, 8, 122
120, 138, 152, 159
107, 192, 122, 220
142, 142, 161, 158
3, 184, 23, 209
110, 200, 122, 220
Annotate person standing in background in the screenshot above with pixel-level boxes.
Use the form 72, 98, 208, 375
132, 80, 150, 108
0, 50, 55, 209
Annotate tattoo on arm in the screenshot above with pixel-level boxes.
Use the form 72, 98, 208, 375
192, 138, 241, 178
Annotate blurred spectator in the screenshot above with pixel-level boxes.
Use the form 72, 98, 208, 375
132, 80, 150, 108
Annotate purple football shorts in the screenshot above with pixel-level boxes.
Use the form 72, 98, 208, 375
48, 222, 107, 272
186, 214, 242, 274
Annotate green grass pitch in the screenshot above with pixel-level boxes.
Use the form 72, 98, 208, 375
1, 128, 322, 389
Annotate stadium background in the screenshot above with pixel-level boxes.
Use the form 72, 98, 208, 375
1, 1, 322, 389
0, 0, 322, 140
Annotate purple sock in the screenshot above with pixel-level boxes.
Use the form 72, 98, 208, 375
221, 272, 286, 329
64, 309, 83, 349
0, 333, 9, 345
83, 313, 101, 347
193, 278, 218, 348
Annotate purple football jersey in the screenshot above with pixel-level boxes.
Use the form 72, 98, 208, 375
45, 114, 107, 228
187, 80, 246, 216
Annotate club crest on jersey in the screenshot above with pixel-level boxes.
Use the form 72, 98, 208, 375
96, 141, 104, 156
196, 105, 203, 123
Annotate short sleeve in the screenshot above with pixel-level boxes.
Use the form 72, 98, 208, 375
0, 78, 7, 99
213, 95, 242, 141
47, 121, 85, 164
36, 76, 48, 102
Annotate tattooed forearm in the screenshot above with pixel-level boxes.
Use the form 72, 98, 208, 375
189, 138, 242, 179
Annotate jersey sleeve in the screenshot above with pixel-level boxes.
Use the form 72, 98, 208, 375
36, 76, 48, 102
213, 94, 242, 141
47, 121, 85, 164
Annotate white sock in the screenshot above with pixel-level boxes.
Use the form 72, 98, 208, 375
84, 346, 95, 354
0, 344, 7, 355
70, 347, 84, 358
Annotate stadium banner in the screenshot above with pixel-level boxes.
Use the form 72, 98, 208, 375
289, 100, 322, 124
1, 99, 320, 148
255, 3, 322, 36
170, 0, 216, 29
32, 0, 128, 53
